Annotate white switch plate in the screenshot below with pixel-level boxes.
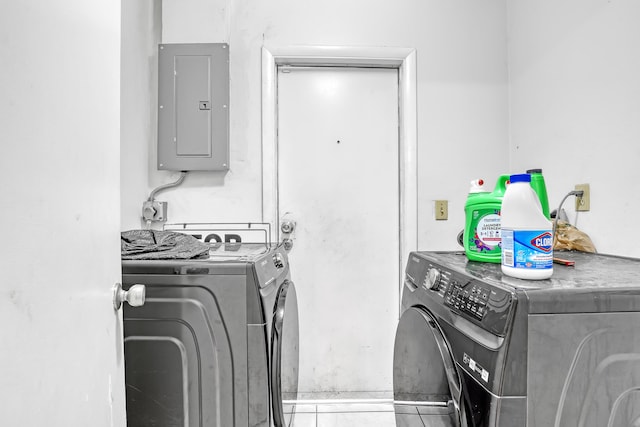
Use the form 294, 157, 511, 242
435, 200, 448, 220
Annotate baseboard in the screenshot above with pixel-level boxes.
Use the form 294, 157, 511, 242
283, 396, 394, 415
294, 391, 393, 401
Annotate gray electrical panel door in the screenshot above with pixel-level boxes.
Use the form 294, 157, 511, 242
158, 43, 229, 171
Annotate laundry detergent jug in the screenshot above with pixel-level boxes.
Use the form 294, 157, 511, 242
463, 174, 510, 263
527, 168, 550, 219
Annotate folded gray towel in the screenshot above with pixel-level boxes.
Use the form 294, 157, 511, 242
121, 230, 210, 260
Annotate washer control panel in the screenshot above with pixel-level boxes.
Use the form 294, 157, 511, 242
419, 267, 450, 299
442, 272, 514, 336
445, 281, 490, 321
407, 253, 516, 336
424, 268, 442, 290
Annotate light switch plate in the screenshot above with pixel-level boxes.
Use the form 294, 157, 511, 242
435, 200, 448, 220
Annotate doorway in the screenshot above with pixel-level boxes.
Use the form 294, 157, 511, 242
278, 65, 398, 395
262, 46, 417, 399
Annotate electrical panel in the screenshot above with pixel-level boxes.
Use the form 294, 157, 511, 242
157, 43, 229, 171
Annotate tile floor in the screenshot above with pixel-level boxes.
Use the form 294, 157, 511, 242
288, 400, 396, 427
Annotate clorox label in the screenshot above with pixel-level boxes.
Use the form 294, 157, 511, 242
501, 228, 553, 270
531, 232, 553, 253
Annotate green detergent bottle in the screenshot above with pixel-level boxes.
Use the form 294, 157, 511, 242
464, 174, 510, 263
526, 168, 550, 219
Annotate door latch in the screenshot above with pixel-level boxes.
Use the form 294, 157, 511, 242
280, 214, 296, 252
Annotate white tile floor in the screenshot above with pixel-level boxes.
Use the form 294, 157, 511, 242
289, 400, 396, 427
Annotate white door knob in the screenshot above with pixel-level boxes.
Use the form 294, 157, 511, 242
113, 283, 146, 310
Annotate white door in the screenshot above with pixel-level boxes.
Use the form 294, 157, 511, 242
0, 2, 126, 426
278, 66, 400, 396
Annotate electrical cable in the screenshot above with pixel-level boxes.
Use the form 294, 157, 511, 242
144, 171, 188, 230
147, 171, 188, 201
552, 189, 584, 248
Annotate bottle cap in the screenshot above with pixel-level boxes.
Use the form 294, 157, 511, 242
526, 168, 543, 174
468, 179, 487, 193
510, 173, 531, 183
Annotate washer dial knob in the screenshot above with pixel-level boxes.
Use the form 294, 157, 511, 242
425, 268, 442, 290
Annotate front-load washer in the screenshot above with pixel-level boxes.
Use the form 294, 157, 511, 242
393, 251, 640, 426
121, 243, 299, 427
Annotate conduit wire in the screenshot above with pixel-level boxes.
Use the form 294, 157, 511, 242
552, 189, 584, 248
148, 171, 188, 201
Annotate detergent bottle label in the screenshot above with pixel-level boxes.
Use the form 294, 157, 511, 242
469, 210, 502, 253
501, 229, 553, 270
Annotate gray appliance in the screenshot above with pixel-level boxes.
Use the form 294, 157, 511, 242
121, 243, 299, 427
393, 251, 640, 426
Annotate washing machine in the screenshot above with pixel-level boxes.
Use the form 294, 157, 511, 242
393, 251, 640, 426
121, 243, 299, 427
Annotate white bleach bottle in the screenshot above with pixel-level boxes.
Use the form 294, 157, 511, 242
501, 173, 553, 280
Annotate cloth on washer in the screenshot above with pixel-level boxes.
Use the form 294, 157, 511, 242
121, 229, 210, 260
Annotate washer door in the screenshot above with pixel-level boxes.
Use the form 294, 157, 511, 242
393, 306, 467, 427
270, 279, 299, 427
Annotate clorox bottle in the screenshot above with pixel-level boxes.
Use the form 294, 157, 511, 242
464, 175, 510, 263
501, 173, 553, 280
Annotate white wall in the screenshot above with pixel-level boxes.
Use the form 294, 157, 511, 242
120, 0, 510, 249
121, 0, 162, 230
508, 0, 640, 257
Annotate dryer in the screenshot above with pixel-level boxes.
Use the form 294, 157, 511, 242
393, 251, 640, 426
121, 243, 299, 427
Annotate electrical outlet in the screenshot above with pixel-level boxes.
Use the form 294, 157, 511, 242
575, 184, 590, 212
435, 200, 448, 220
142, 200, 169, 222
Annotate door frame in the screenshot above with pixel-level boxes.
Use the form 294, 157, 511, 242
261, 45, 418, 289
